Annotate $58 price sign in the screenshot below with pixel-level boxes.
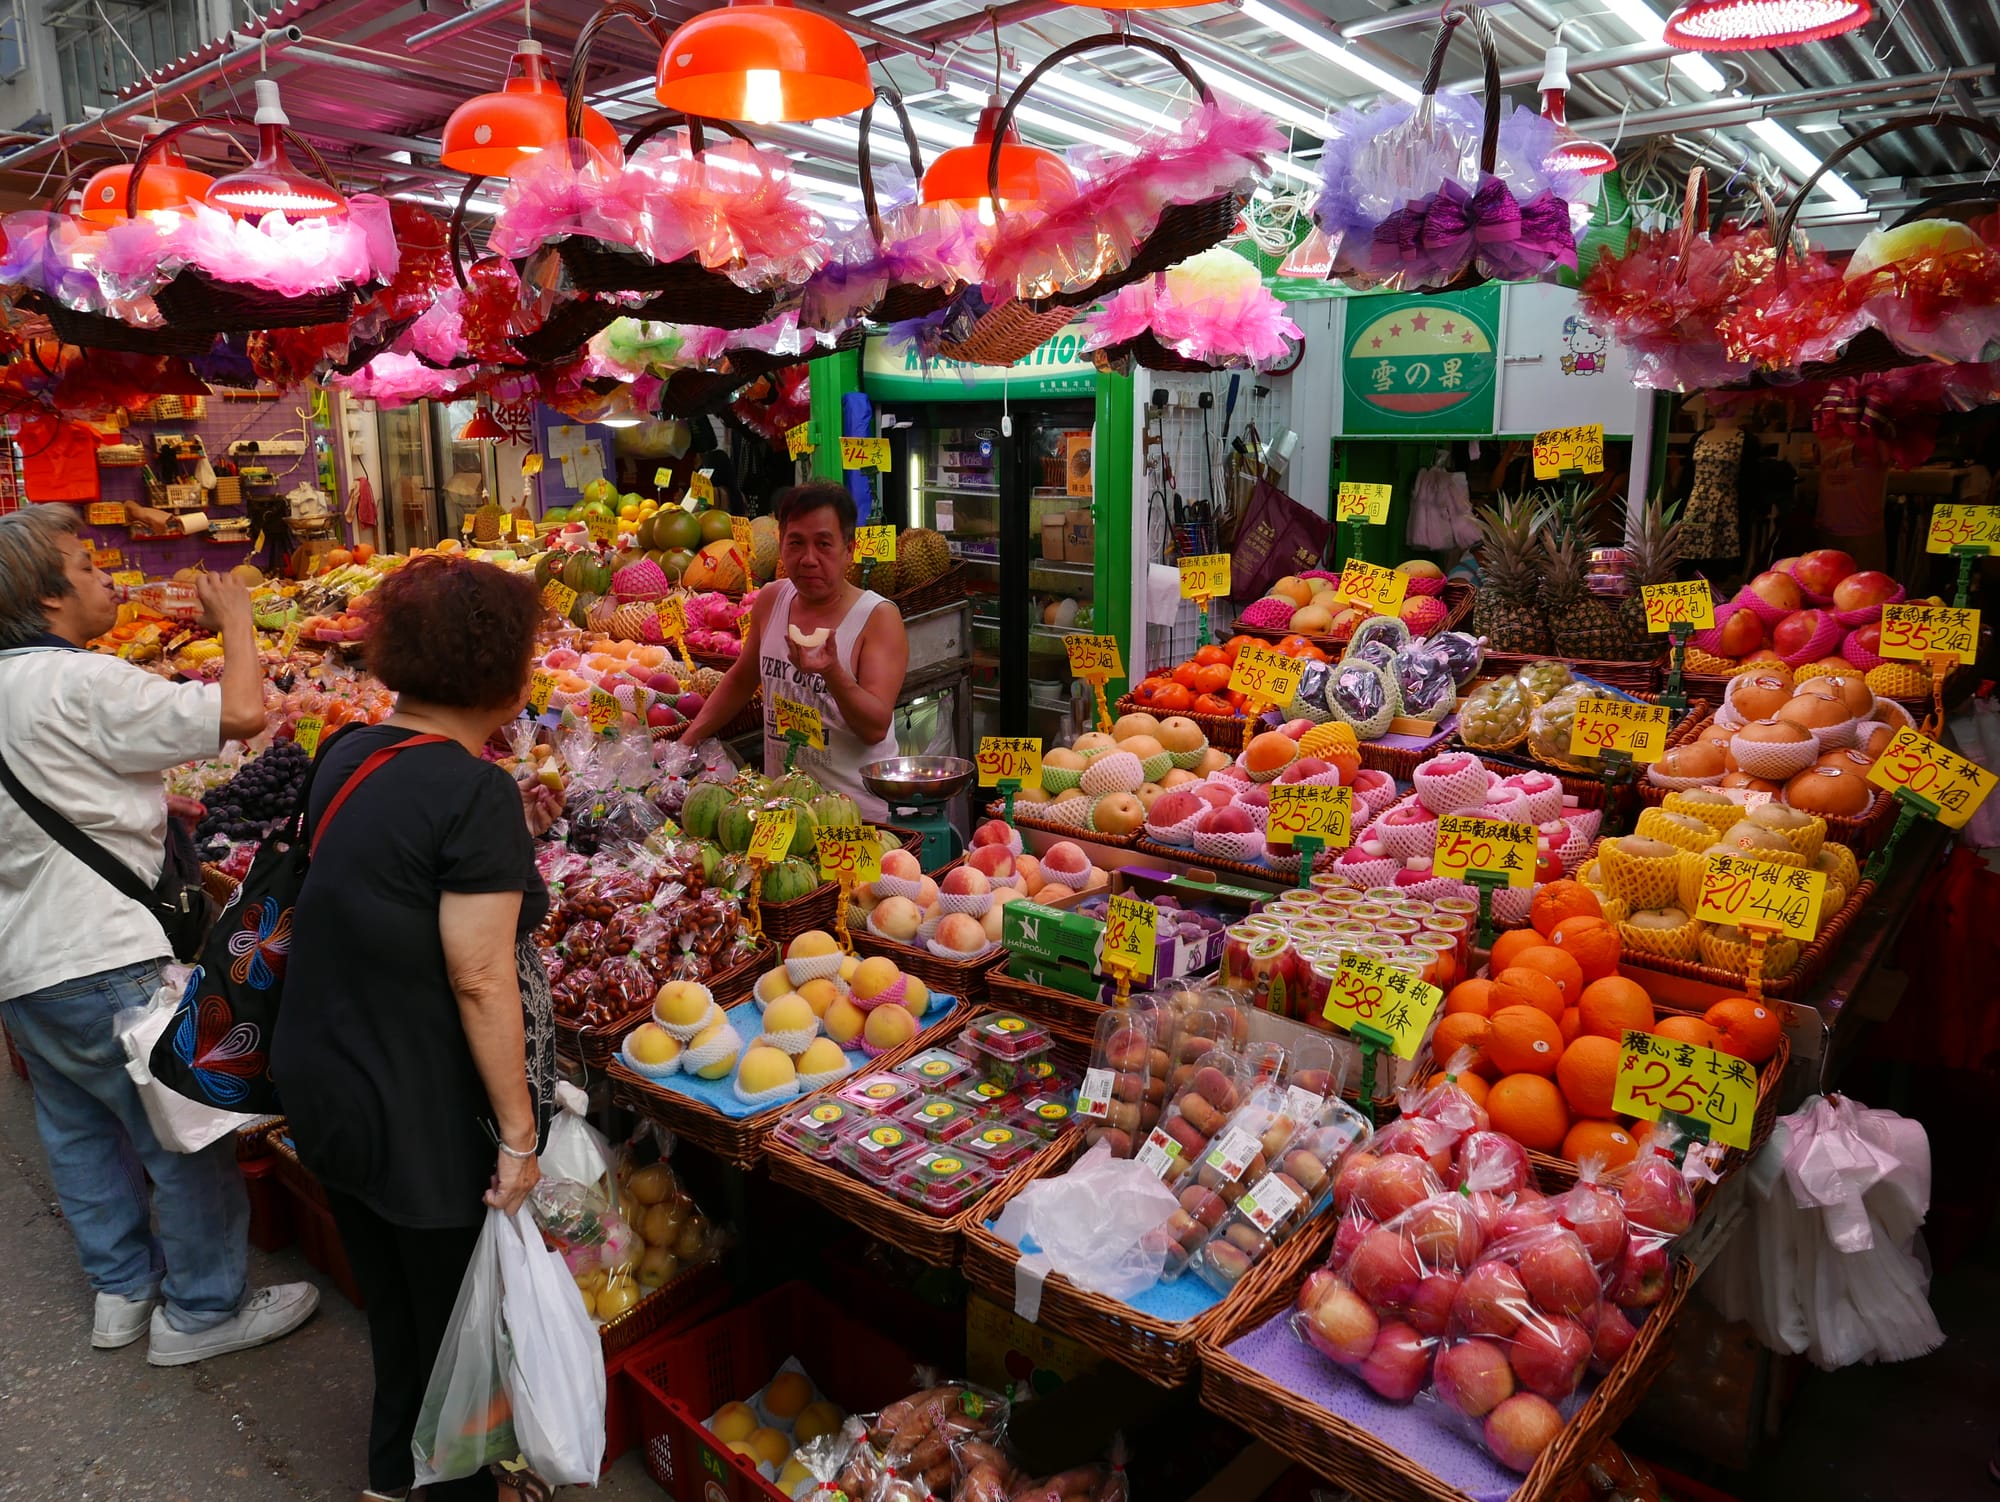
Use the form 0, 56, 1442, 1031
1338, 558, 1408, 614
1568, 697, 1673, 763
977, 736, 1043, 790
655, 595, 687, 642
1102, 894, 1158, 980
1228, 644, 1304, 707
1926, 504, 2000, 555
1880, 602, 1979, 666
1642, 580, 1716, 632
1433, 814, 1536, 888
816, 825, 882, 885
1321, 953, 1442, 1060
772, 695, 826, 750
1266, 784, 1352, 848
1867, 726, 1997, 829
1178, 554, 1230, 600
1695, 854, 1826, 941
1613, 1029, 1756, 1150
1335, 482, 1393, 525
747, 807, 798, 866
1065, 634, 1123, 681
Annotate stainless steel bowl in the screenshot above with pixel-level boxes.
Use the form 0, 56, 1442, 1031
860, 755, 976, 804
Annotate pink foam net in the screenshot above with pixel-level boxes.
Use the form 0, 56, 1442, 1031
94, 196, 399, 299
1081, 271, 1300, 368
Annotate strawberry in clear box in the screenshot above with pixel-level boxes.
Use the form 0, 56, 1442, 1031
836, 1073, 921, 1115
960, 1121, 1042, 1174
1011, 1097, 1076, 1140
772, 1098, 860, 1160
893, 1047, 975, 1093
899, 1096, 977, 1145
837, 1120, 925, 1185
1010, 1057, 1069, 1097
948, 1077, 1020, 1119
890, 1149, 995, 1216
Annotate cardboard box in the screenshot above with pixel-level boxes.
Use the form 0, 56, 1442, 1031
966, 1294, 1105, 1396
1064, 508, 1094, 555
1001, 865, 1266, 983
1039, 514, 1067, 562
1005, 952, 1115, 1004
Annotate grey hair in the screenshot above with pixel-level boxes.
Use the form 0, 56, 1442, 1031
0, 505, 82, 648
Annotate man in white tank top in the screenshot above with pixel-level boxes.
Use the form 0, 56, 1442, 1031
678, 483, 910, 821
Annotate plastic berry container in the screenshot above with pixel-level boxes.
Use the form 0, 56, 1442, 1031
771, 1099, 859, 1160
1010, 1097, 1077, 1141
1009, 1057, 1067, 1097
893, 1047, 975, 1093
836, 1120, 926, 1185
836, 1073, 921, 1116
967, 1013, 1055, 1062
960, 1121, 1041, 1174
898, 1096, 977, 1145
889, 1150, 995, 1217
948, 1078, 1020, 1119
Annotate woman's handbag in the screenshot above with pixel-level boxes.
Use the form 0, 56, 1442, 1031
147, 731, 448, 1115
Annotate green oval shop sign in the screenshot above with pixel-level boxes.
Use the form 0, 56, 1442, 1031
1341, 286, 1500, 436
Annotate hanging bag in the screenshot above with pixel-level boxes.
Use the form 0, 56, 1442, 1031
1227, 475, 1333, 603
146, 729, 448, 1116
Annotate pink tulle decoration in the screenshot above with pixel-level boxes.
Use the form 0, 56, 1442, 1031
1081, 250, 1300, 368
1718, 247, 1870, 375
95, 196, 399, 299
678, 312, 843, 365
488, 140, 638, 258
797, 199, 982, 330
331, 350, 468, 405
980, 101, 1281, 301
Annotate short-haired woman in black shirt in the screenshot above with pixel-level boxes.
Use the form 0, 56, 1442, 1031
275, 555, 563, 1502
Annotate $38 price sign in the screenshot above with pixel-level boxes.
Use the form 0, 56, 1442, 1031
1178, 554, 1230, 599
1065, 634, 1123, 681
772, 695, 826, 750
1641, 580, 1716, 632
1613, 1029, 1756, 1150
1568, 697, 1673, 762
1880, 602, 1979, 666
747, 807, 798, 865
1695, 853, 1826, 941
1335, 482, 1393, 525
1432, 814, 1536, 888
1338, 558, 1408, 614
1926, 504, 2000, 555
976, 736, 1042, 790
1322, 953, 1442, 1060
1228, 644, 1304, 707
816, 825, 882, 885
1867, 726, 1997, 829
1102, 894, 1158, 980
1266, 784, 1352, 848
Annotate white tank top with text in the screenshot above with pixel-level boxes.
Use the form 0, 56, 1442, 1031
758, 580, 898, 823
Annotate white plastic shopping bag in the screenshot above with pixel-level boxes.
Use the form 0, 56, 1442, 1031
113, 976, 258, 1153
539, 1079, 612, 1194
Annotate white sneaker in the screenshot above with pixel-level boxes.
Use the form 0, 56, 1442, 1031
92, 1290, 158, 1349
145, 1282, 321, 1367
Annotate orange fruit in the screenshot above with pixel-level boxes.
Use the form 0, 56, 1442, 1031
1488, 928, 1546, 974
1432, 1013, 1492, 1073
1705, 997, 1782, 1064
1487, 1074, 1571, 1151
1486, 1005, 1564, 1077
1654, 1015, 1723, 1050
1548, 916, 1621, 984
1243, 731, 1298, 775
1444, 978, 1496, 1017
1576, 977, 1656, 1041
1555, 1034, 1620, 1118
1562, 1119, 1640, 1167
1426, 1070, 1490, 1110
1531, 879, 1602, 937
1558, 1007, 1583, 1046
1490, 966, 1565, 1022
1509, 945, 1586, 1006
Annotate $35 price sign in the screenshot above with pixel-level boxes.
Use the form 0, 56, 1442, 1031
1880, 602, 1979, 666
1228, 644, 1304, 707
1532, 424, 1605, 480
1433, 814, 1536, 888
816, 825, 882, 885
1266, 784, 1352, 848
1613, 1029, 1756, 1150
1695, 853, 1826, 941
1102, 894, 1158, 980
1641, 580, 1716, 632
1178, 554, 1230, 599
1568, 698, 1673, 762
747, 807, 798, 865
1322, 953, 1442, 1060
1926, 504, 2000, 555
977, 736, 1043, 790
1867, 726, 1997, 829
1338, 558, 1407, 614
772, 695, 826, 750
1065, 634, 1123, 681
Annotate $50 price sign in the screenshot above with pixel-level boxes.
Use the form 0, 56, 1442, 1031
1321, 953, 1442, 1060
976, 736, 1043, 790
1178, 554, 1231, 599
1695, 853, 1826, 941
816, 825, 882, 885
1102, 894, 1158, 980
1926, 504, 2000, 555
1867, 726, 1997, 829
1433, 814, 1536, 888
1613, 1029, 1756, 1150
1266, 784, 1352, 849
1338, 558, 1408, 614
1568, 697, 1673, 763
1065, 634, 1123, 681
1880, 602, 1979, 666
1228, 644, 1304, 708
1641, 580, 1716, 632
747, 807, 798, 866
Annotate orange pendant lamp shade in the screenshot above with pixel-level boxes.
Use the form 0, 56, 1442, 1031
442, 40, 622, 175
207, 80, 347, 218
457, 407, 508, 441
653, 0, 873, 124
80, 143, 214, 225
921, 103, 1076, 211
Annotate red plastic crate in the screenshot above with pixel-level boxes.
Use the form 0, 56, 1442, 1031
240, 1155, 294, 1253
283, 1180, 365, 1308
601, 1273, 732, 1472
628, 1281, 917, 1502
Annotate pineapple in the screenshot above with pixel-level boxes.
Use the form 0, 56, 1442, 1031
1471, 494, 1553, 655
1541, 527, 1627, 662
1618, 495, 1686, 659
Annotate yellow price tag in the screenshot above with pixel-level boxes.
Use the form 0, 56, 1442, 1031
816, 825, 882, 885
528, 669, 554, 716
1880, 602, 1978, 666
786, 423, 813, 460
1065, 634, 1123, 681
1695, 853, 1827, 941
1227, 644, 1304, 708
656, 596, 687, 642
1266, 784, 1353, 849
1178, 554, 1231, 599
91, 547, 124, 570
87, 502, 127, 525
976, 736, 1043, 790
1103, 893, 1158, 981
111, 570, 145, 587
839, 436, 891, 472
1532, 423, 1605, 479
1641, 581, 1716, 632
588, 688, 620, 736
1927, 504, 2000, 555
278, 620, 300, 659
541, 580, 577, 618
293, 714, 324, 758
731, 517, 754, 569
773, 694, 826, 750
1321, 953, 1442, 1061
853, 525, 897, 564
689, 471, 715, 504
522, 453, 544, 477
1335, 482, 1393, 525
1338, 558, 1408, 614
584, 513, 614, 543
1612, 1029, 1756, 1151
748, 806, 798, 865
652, 466, 673, 489
1433, 814, 1536, 888
1569, 697, 1674, 763
1867, 726, 1997, 830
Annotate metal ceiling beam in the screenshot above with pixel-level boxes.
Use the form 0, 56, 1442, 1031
1567, 65, 1994, 139
406, 0, 522, 51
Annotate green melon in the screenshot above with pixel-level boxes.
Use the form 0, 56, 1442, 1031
808, 791, 861, 832
717, 799, 758, 855
682, 782, 733, 843
762, 857, 821, 903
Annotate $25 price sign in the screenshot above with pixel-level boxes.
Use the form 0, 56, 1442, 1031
1266, 784, 1352, 849
1568, 698, 1673, 763
1433, 814, 1536, 888
588, 688, 620, 737
747, 807, 798, 866
1642, 581, 1716, 632
816, 825, 882, 885
1880, 602, 1979, 666
1867, 726, 1997, 829
1102, 894, 1158, 980
772, 695, 826, 750
1228, 644, 1304, 708
1613, 1029, 1756, 1150
1695, 853, 1826, 941
1338, 558, 1408, 614
1065, 634, 1123, 681
1321, 953, 1442, 1060
977, 736, 1042, 790
1178, 554, 1230, 600
1335, 482, 1393, 525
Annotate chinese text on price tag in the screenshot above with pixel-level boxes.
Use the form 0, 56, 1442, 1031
853, 525, 896, 564
1335, 482, 1393, 525
584, 513, 613, 543
1927, 504, 2000, 555
588, 688, 619, 736
688, 471, 715, 503
1339, 558, 1408, 613
1433, 814, 1536, 887
1266, 784, 1353, 849
730, 516, 753, 564
1696, 854, 1826, 941
111, 570, 144, 588
977, 736, 1042, 790
1867, 726, 1997, 829
839, 437, 890, 471
1532, 424, 1605, 479
656, 596, 687, 641
1614, 1030, 1754, 1150
293, 715, 323, 758
785, 422, 813, 460
1642, 581, 1716, 632
1322, 954, 1442, 1060
528, 670, 553, 716
1065, 634, 1123, 680
773, 695, 826, 750
1228, 644, 1304, 706
1103, 894, 1158, 980
816, 826, 882, 885
1880, 602, 1978, 666
1178, 554, 1231, 599
541, 580, 577, 618
748, 807, 797, 865
1569, 697, 1673, 762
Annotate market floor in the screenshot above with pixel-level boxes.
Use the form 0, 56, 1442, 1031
0, 1072, 655, 1502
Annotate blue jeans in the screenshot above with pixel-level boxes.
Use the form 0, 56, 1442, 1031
1, 961, 248, 1333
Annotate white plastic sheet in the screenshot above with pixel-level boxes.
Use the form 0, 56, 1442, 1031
994, 1141, 1179, 1310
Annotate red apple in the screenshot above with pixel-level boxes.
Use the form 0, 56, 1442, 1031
646, 670, 680, 694
1401, 1272, 1463, 1338
1490, 1191, 1556, 1244
1509, 1314, 1590, 1401
1621, 1162, 1696, 1236
1848, 621, 1883, 657
1517, 1234, 1601, 1321
1147, 789, 1204, 826
1330, 1211, 1375, 1271
1555, 1181, 1628, 1269
1332, 1152, 1378, 1215
1716, 606, 1766, 657
1277, 757, 1335, 784
1793, 548, 1857, 597
1458, 1131, 1530, 1196
1358, 1320, 1432, 1401
1372, 1116, 1456, 1178
1302, 1277, 1379, 1367
1436, 1337, 1516, 1418
1347, 1229, 1424, 1309
1610, 1235, 1670, 1310
1832, 569, 1898, 612
1485, 1393, 1564, 1472
1592, 1303, 1638, 1372
1451, 1261, 1530, 1340
1196, 803, 1254, 836
1356, 1154, 1434, 1220
1748, 571, 1803, 613
646, 703, 678, 728
1402, 1199, 1485, 1272
1771, 609, 1829, 659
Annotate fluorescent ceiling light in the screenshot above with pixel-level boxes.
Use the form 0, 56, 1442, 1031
944, 81, 1135, 154
1240, 1, 1420, 103
1144, 48, 1327, 135
810, 113, 975, 151
1596, 0, 1729, 91
1746, 116, 1867, 210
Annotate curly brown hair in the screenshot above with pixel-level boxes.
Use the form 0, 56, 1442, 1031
362, 555, 540, 710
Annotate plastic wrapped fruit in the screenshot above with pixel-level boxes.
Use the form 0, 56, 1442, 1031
1456, 675, 1533, 750
1425, 631, 1487, 688
1393, 646, 1458, 720
1528, 683, 1594, 772
1516, 660, 1573, 704
1328, 661, 1399, 737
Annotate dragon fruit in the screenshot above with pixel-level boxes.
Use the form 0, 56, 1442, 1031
1238, 595, 1297, 631
612, 558, 670, 601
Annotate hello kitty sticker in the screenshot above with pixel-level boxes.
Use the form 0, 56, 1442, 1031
1561, 315, 1609, 377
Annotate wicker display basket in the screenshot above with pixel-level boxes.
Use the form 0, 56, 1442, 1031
1196, 1222, 1694, 1502
754, 824, 924, 947
1113, 694, 1251, 753
1235, 580, 1476, 659
555, 935, 777, 1072
1459, 692, 1711, 799
1477, 650, 1663, 695
1607, 873, 1873, 1004
853, 928, 1010, 1007
1130, 835, 1303, 888
1010, 808, 1140, 848
31, 294, 219, 357
890, 561, 971, 622
938, 300, 1080, 368
595, 1255, 731, 1361
983, 965, 1110, 1044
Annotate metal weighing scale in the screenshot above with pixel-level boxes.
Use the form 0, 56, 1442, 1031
862, 755, 975, 870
